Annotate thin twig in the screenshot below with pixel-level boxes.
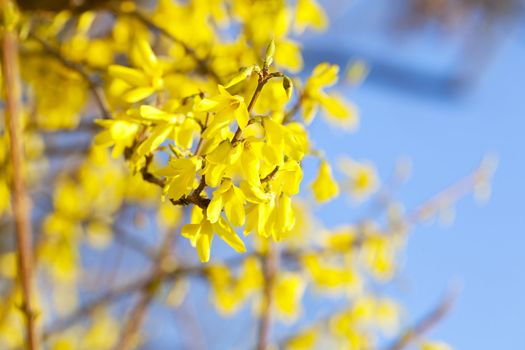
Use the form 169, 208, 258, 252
139, 153, 211, 209
404, 159, 496, 226
195, 112, 210, 156
114, 225, 156, 260
1, 6, 40, 348
43, 264, 201, 339
256, 244, 278, 350
231, 71, 284, 145
114, 229, 177, 350
43, 254, 251, 339
386, 289, 458, 350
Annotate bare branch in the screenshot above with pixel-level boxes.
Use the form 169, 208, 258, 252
386, 289, 458, 350
1, 4, 40, 348
114, 229, 177, 350
43, 254, 251, 339
256, 244, 278, 350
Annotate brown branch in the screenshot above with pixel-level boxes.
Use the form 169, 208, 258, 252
114, 229, 177, 350
256, 244, 278, 350
404, 158, 496, 227
139, 153, 210, 209
231, 71, 284, 145
1, 5, 40, 348
27, 32, 111, 119
114, 225, 156, 260
261, 166, 279, 183
195, 112, 210, 156
43, 253, 251, 339
386, 289, 458, 350
43, 264, 204, 339
141, 154, 166, 187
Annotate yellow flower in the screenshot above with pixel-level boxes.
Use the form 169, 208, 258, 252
285, 328, 317, 350
311, 160, 339, 203
361, 233, 397, 281
182, 216, 214, 263
303, 254, 361, 291
82, 310, 119, 350
421, 341, 453, 350
267, 194, 296, 241
294, 0, 328, 34
203, 140, 242, 187
94, 117, 140, 158
108, 38, 165, 103
245, 202, 271, 237
182, 210, 246, 262
133, 105, 192, 159
273, 273, 305, 322
207, 179, 246, 227
302, 63, 358, 130
325, 226, 358, 252
275, 40, 303, 73
157, 156, 201, 200
196, 85, 250, 138
339, 157, 379, 201
271, 160, 303, 196
0, 253, 17, 279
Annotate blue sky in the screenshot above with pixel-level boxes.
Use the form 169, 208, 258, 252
301, 1, 525, 348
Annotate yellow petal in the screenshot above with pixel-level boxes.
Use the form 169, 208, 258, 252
240, 181, 270, 203
135, 124, 173, 158
207, 195, 223, 223
213, 217, 246, 253
234, 100, 249, 129
108, 65, 149, 86
223, 186, 245, 226
206, 140, 232, 164
134, 38, 158, 72
295, 0, 328, 33
311, 161, 339, 203
196, 219, 214, 262
224, 66, 254, 88
122, 86, 156, 103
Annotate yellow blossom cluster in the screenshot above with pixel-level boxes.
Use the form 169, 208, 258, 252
0, 0, 493, 349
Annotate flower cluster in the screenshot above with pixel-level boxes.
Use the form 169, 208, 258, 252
0, 1, 494, 349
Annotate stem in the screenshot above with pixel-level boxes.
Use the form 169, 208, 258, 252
386, 289, 457, 350
232, 72, 283, 145
195, 112, 210, 156
114, 229, 177, 350
256, 244, 277, 350
1, 7, 39, 349
44, 254, 252, 339
405, 160, 495, 226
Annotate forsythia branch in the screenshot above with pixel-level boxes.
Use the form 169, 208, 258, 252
114, 229, 178, 350
386, 289, 457, 350
43, 254, 252, 338
1, 3, 39, 348
256, 244, 278, 350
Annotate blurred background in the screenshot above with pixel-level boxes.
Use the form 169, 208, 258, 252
4, 0, 524, 349
301, 0, 525, 348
